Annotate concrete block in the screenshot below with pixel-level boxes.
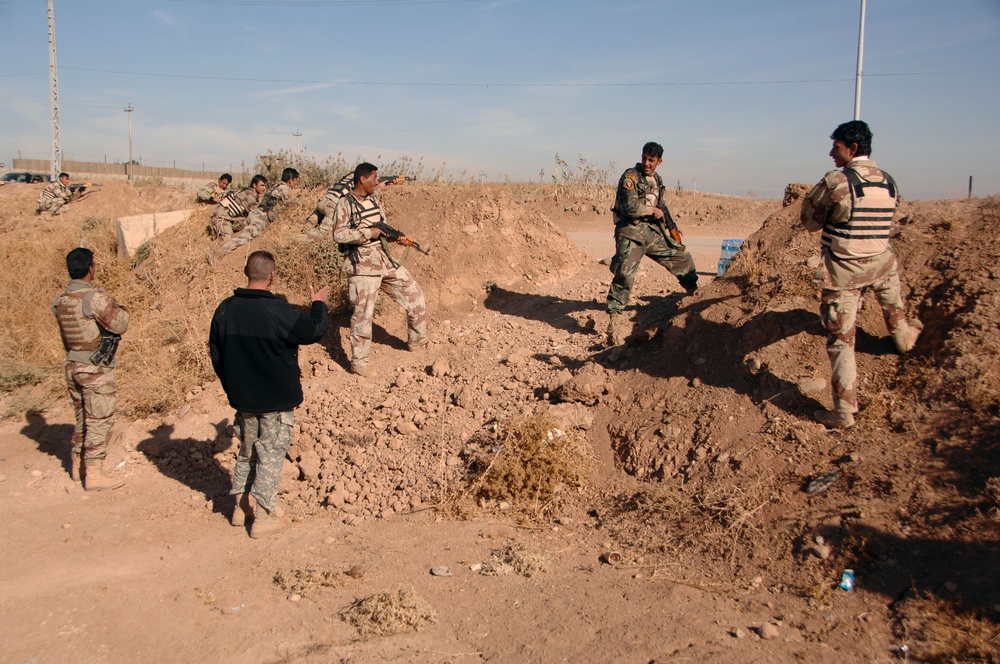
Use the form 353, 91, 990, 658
116, 209, 193, 258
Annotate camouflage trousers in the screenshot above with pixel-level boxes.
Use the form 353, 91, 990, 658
210, 211, 248, 238
221, 209, 270, 252
65, 361, 117, 461
37, 198, 67, 215
814, 249, 914, 414
230, 410, 294, 513
606, 223, 698, 314
347, 267, 426, 367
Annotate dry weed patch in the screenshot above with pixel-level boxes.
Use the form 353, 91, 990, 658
462, 414, 593, 518
895, 594, 1000, 662
479, 541, 550, 577
273, 564, 354, 597
339, 586, 437, 637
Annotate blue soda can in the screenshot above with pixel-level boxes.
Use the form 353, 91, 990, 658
839, 569, 855, 590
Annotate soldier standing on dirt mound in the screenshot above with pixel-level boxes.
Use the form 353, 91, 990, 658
332, 162, 427, 378
209, 251, 329, 538
605, 142, 698, 347
52, 247, 130, 490
801, 120, 922, 429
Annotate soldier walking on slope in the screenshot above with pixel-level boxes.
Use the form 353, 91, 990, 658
52, 247, 130, 490
800, 120, 922, 429
605, 142, 698, 346
332, 162, 427, 378
209, 251, 329, 538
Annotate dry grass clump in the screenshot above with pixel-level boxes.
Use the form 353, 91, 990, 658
339, 586, 437, 637
479, 541, 550, 578
463, 414, 592, 516
273, 564, 354, 597
894, 594, 1000, 663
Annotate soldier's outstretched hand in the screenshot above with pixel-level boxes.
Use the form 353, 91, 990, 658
310, 284, 330, 302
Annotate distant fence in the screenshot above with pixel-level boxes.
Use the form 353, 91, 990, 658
11, 159, 248, 182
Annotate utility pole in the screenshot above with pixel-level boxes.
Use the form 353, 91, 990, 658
124, 104, 134, 181
854, 0, 866, 120
293, 129, 302, 157
47, 0, 61, 179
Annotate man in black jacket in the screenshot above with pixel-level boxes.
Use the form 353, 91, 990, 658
209, 250, 330, 538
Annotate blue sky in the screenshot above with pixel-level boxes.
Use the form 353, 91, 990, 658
1, 0, 998, 198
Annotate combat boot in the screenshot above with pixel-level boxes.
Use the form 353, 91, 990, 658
606, 312, 627, 347
83, 459, 125, 491
813, 409, 855, 429
351, 363, 376, 379
249, 508, 291, 539
231, 492, 254, 528
407, 337, 428, 352
893, 320, 923, 354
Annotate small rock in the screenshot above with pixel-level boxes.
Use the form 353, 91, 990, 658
803, 543, 831, 560
430, 566, 454, 577
805, 471, 839, 494
556, 516, 573, 526
430, 358, 450, 377
797, 376, 827, 395
62, 523, 71, 529
31, 470, 43, 478
759, 622, 779, 640
288, 593, 301, 602
498, 501, 512, 511
469, 563, 483, 572
806, 255, 822, 269
750, 576, 763, 588
729, 627, 746, 639
324, 536, 335, 544
395, 421, 419, 435
943, 581, 958, 593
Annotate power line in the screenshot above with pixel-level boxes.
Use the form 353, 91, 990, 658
60, 65, 1000, 88
167, 0, 484, 5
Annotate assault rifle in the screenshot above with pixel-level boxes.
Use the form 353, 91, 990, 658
69, 182, 102, 200
373, 221, 429, 255
656, 204, 684, 245
378, 175, 416, 185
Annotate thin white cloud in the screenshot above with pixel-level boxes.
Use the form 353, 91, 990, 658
153, 10, 186, 33
248, 82, 340, 99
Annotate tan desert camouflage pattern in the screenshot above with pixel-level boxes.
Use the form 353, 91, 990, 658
196, 180, 228, 203
312, 173, 354, 235
219, 182, 296, 252
606, 165, 697, 313
36, 180, 72, 214
65, 362, 117, 461
52, 280, 131, 365
801, 158, 897, 259
333, 189, 426, 366
210, 187, 262, 237
808, 203, 917, 414
347, 270, 427, 366
230, 410, 294, 513
53, 279, 130, 462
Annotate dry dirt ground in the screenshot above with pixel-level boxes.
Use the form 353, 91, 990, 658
0, 178, 998, 663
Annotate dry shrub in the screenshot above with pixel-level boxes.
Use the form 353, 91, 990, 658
480, 541, 550, 577
601, 486, 705, 556
339, 586, 437, 637
986, 477, 1000, 519
464, 414, 592, 516
895, 594, 1000, 663
273, 564, 350, 597
693, 472, 776, 539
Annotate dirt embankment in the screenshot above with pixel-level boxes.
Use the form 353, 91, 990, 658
1, 177, 998, 662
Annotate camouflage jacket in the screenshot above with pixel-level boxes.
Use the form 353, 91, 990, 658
52, 279, 130, 366
612, 164, 664, 225
38, 180, 71, 206
801, 158, 898, 260
332, 191, 396, 277
196, 181, 228, 203
216, 187, 262, 219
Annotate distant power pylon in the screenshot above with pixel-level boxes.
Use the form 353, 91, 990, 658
47, 0, 61, 178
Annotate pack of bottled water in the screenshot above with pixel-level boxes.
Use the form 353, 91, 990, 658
716, 238, 745, 277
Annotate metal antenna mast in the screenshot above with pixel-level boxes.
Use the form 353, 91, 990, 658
293, 129, 302, 155
854, 0, 867, 120
124, 104, 134, 181
47, 0, 61, 179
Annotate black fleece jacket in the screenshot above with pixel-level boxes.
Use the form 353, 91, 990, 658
209, 288, 329, 413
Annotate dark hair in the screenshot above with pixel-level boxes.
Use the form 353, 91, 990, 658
219, 173, 232, 184
250, 174, 267, 187
66, 247, 94, 279
642, 142, 664, 159
831, 120, 873, 156
244, 250, 275, 281
58, 172, 70, 179
281, 167, 299, 183
353, 162, 378, 185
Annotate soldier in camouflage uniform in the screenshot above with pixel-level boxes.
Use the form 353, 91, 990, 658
220, 168, 299, 253
333, 162, 427, 378
209, 174, 267, 238
195, 173, 232, 204
801, 120, 922, 429
209, 251, 329, 538
52, 247, 130, 490
36, 172, 75, 218
306, 171, 353, 237
605, 142, 698, 346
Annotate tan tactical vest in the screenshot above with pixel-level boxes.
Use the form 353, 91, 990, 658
822, 168, 898, 260
52, 282, 103, 363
